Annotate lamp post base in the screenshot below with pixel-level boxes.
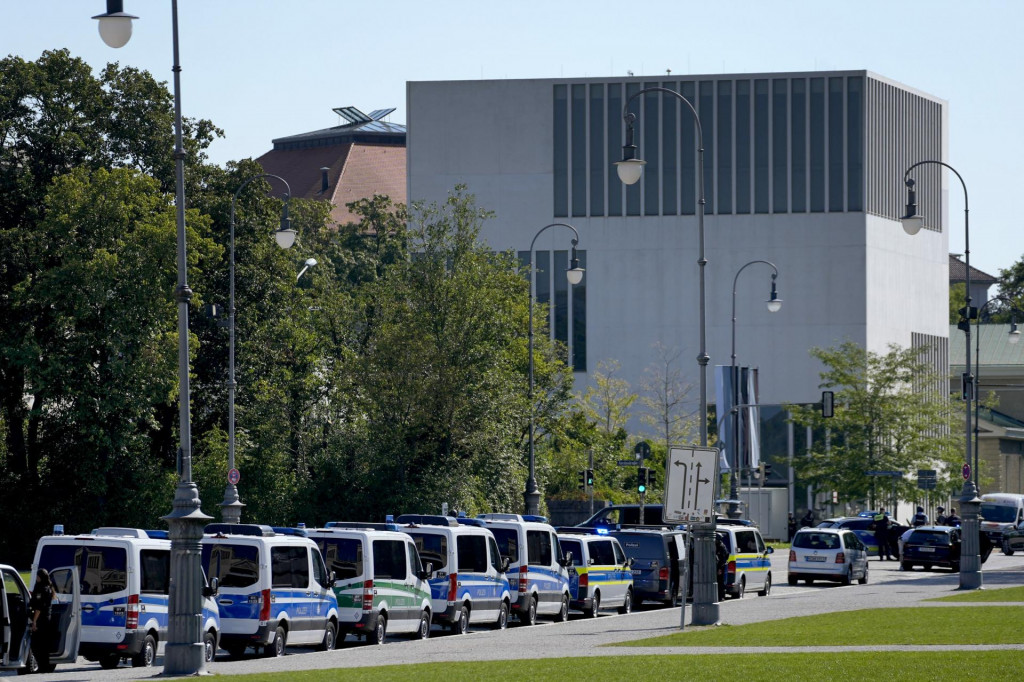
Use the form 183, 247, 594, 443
162, 481, 212, 675
958, 487, 983, 591
220, 483, 244, 525
688, 522, 720, 625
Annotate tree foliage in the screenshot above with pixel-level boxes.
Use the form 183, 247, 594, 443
787, 342, 963, 507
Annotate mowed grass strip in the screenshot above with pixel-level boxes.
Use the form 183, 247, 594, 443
212, 651, 1020, 682
608, 606, 1023, 647
928, 585, 1024, 602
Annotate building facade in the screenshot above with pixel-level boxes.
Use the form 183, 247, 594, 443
407, 71, 950, 475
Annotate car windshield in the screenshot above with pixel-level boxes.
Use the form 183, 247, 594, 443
980, 504, 1017, 523
906, 530, 951, 546
793, 532, 840, 550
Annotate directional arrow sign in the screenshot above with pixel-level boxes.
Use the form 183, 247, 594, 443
663, 446, 719, 523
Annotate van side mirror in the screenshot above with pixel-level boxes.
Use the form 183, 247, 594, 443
202, 577, 219, 598
559, 551, 573, 568
499, 557, 510, 574
417, 562, 434, 581
765, 546, 774, 555
625, 557, 634, 568
328, 570, 336, 587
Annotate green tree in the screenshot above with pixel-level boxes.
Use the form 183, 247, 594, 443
787, 342, 962, 508
949, 282, 967, 324
638, 342, 697, 450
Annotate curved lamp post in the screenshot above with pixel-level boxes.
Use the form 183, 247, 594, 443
901, 160, 982, 590
223, 174, 295, 525
972, 296, 1021, 459
94, 1, 210, 673
297, 257, 317, 282
525, 223, 584, 516
727, 261, 782, 520
616, 86, 718, 625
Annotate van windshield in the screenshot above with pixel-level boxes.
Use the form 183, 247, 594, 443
39, 545, 127, 595
202, 543, 259, 588
981, 504, 1017, 523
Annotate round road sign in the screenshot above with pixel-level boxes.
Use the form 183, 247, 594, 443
962, 463, 971, 481
228, 468, 241, 485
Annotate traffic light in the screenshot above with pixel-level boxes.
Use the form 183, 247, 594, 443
586, 469, 595, 487
764, 462, 772, 478
578, 470, 587, 490
637, 467, 649, 493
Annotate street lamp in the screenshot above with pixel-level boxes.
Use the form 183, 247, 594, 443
94, 0, 211, 672
223, 175, 295, 524
727, 261, 781, 520
902, 160, 982, 590
297, 257, 317, 282
617, 86, 718, 625
972, 296, 1022, 460
525, 223, 584, 516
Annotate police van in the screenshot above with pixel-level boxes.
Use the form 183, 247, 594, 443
397, 515, 512, 633
32, 527, 221, 669
1, 562, 80, 674
306, 524, 433, 645
201, 524, 338, 657
716, 524, 773, 599
557, 531, 634, 616
477, 514, 572, 625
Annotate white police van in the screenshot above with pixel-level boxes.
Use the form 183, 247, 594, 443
398, 515, 512, 633
306, 522, 433, 645
477, 514, 572, 625
557, 531, 634, 616
1, 562, 80, 674
32, 527, 221, 669
201, 524, 339, 657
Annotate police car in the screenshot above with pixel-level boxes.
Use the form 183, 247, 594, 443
33, 527, 221, 668
716, 525, 773, 599
201, 524, 338, 657
1, 562, 80, 674
477, 514, 572, 625
398, 515, 512, 632
556, 531, 634, 616
307, 523, 433, 645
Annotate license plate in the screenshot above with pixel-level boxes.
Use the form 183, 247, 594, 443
918, 547, 935, 553
805, 556, 827, 562
631, 569, 643, 575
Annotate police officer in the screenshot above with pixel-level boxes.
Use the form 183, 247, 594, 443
935, 506, 947, 525
912, 506, 928, 527
872, 508, 893, 560
946, 508, 960, 526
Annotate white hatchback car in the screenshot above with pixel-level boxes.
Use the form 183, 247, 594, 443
788, 528, 869, 586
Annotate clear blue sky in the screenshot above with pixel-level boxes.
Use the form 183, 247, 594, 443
5, 1, 1022, 280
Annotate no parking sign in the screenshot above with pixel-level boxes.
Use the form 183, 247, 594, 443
228, 468, 240, 485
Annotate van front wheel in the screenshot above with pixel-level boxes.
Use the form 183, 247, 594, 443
618, 588, 632, 615
204, 631, 217, 662
131, 634, 156, 667
318, 621, 336, 651
415, 610, 431, 640
495, 601, 509, 630
556, 593, 569, 622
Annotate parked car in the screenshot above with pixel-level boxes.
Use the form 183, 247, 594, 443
557, 531, 634, 616
578, 505, 666, 529
900, 526, 962, 572
787, 528, 869, 585
1002, 520, 1024, 555
611, 528, 686, 607
717, 525, 773, 598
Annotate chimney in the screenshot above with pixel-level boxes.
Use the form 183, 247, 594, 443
320, 167, 330, 194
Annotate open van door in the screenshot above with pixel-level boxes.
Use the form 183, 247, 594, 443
0, 564, 32, 670
48, 566, 81, 664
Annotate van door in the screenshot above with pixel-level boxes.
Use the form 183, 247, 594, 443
1, 566, 31, 669
310, 548, 334, 644
47, 566, 81, 664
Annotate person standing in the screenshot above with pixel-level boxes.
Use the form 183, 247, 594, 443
872, 509, 893, 560
936, 506, 947, 525
800, 509, 815, 529
787, 512, 797, 541
912, 506, 929, 527
29, 568, 55, 673
946, 508, 961, 526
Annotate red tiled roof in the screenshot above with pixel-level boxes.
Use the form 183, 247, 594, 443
256, 143, 406, 227
949, 254, 997, 285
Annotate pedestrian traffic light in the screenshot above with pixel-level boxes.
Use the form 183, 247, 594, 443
764, 462, 772, 477
637, 467, 649, 493
578, 470, 587, 490
586, 469, 595, 487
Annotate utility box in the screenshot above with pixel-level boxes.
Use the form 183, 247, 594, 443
740, 487, 788, 541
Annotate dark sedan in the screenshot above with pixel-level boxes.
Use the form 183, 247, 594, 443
901, 526, 961, 571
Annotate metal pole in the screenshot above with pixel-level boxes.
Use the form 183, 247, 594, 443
161, 1, 211, 674
904, 160, 980, 589
525, 223, 581, 516
223, 174, 292, 524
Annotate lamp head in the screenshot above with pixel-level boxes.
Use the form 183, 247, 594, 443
567, 240, 585, 285
1010, 318, 1021, 345
304, 258, 318, 268
93, 1, 137, 48
766, 276, 782, 313
275, 196, 296, 248
901, 177, 924, 235
615, 112, 645, 185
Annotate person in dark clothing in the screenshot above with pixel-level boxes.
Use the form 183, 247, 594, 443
946, 508, 961, 526
800, 510, 815, 529
715, 534, 730, 601
935, 506, 947, 525
872, 508, 894, 560
788, 512, 797, 541
912, 506, 928, 527
29, 568, 55, 673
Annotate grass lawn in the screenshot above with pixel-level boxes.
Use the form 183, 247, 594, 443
928, 585, 1024, 602
210, 651, 1019, 681
608, 606, 1023, 647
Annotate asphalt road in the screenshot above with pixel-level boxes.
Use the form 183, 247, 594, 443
11, 552, 1024, 680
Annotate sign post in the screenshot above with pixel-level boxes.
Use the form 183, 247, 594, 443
664, 446, 719, 629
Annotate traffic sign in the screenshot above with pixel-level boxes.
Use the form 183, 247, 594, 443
962, 463, 971, 480
663, 446, 718, 523
228, 468, 240, 485
617, 460, 641, 467
917, 469, 937, 490
866, 470, 903, 477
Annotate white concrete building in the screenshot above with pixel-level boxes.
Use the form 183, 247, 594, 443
407, 71, 950, 477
